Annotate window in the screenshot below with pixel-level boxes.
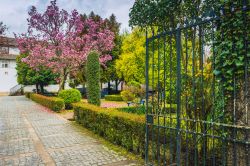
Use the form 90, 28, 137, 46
1, 60, 9, 68
9, 48, 19, 55
5, 71, 8, 75
0, 46, 8, 54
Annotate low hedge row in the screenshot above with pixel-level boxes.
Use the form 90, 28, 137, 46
24, 92, 31, 98
29, 93, 65, 112
73, 103, 146, 155
73, 102, 217, 162
104, 95, 123, 101
73, 103, 184, 159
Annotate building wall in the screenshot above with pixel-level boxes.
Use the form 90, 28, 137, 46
101, 81, 122, 91
23, 84, 72, 93
0, 59, 18, 92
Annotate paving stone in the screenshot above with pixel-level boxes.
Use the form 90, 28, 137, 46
0, 139, 35, 156
0, 128, 30, 141
0, 153, 44, 166
0, 96, 141, 166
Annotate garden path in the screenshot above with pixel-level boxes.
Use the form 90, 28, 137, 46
0, 96, 138, 166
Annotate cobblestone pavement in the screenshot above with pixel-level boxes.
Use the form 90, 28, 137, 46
0, 96, 139, 166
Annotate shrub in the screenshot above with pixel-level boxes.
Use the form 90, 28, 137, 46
104, 95, 123, 101
29, 93, 65, 112
120, 90, 135, 101
86, 51, 100, 106
25, 92, 31, 98
123, 85, 146, 99
73, 103, 185, 159
73, 103, 145, 154
58, 89, 81, 109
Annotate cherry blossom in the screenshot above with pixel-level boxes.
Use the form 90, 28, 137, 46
15, 0, 114, 90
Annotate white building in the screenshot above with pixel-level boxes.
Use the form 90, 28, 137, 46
0, 37, 19, 94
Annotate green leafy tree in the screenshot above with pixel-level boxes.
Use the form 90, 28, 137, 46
76, 12, 122, 92
101, 14, 122, 92
129, 0, 202, 29
86, 51, 101, 106
16, 54, 58, 93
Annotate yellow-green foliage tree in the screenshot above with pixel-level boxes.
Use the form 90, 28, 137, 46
116, 28, 145, 86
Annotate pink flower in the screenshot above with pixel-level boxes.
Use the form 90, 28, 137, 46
15, 0, 114, 84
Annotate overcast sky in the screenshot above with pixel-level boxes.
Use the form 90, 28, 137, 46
0, 0, 135, 37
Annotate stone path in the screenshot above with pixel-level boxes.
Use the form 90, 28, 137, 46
0, 96, 139, 166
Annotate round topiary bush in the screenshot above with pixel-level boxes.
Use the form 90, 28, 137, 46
58, 89, 82, 109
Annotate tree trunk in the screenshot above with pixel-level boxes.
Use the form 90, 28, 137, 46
108, 82, 111, 94
59, 78, 65, 91
35, 84, 39, 93
59, 70, 68, 92
40, 84, 44, 94
121, 81, 124, 91
115, 80, 118, 92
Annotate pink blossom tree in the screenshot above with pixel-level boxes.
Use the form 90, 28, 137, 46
15, 0, 114, 90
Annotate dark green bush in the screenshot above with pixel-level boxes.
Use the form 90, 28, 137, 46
86, 51, 100, 106
104, 95, 123, 101
58, 89, 81, 109
29, 93, 65, 112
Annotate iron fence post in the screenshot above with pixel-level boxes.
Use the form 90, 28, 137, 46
145, 29, 149, 165
176, 28, 182, 166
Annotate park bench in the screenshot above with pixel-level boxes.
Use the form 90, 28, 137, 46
127, 99, 145, 107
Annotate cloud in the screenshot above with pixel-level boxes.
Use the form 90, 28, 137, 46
0, 0, 135, 37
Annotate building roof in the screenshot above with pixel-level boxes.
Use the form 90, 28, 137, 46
0, 36, 17, 47
0, 54, 18, 60
0, 36, 19, 60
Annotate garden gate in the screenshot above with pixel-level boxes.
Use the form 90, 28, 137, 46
145, 1, 249, 166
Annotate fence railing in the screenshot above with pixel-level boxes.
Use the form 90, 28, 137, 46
9, 84, 22, 96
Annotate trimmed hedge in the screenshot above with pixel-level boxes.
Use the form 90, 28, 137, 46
73, 103, 181, 158
29, 93, 65, 112
104, 95, 123, 101
58, 89, 82, 109
86, 51, 101, 106
73, 103, 146, 155
74, 102, 224, 163
24, 92, 31, 98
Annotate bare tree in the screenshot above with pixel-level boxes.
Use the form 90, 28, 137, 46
0, 22, 7, 36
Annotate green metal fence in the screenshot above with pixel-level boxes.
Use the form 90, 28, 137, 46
145, 1, 249, 165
